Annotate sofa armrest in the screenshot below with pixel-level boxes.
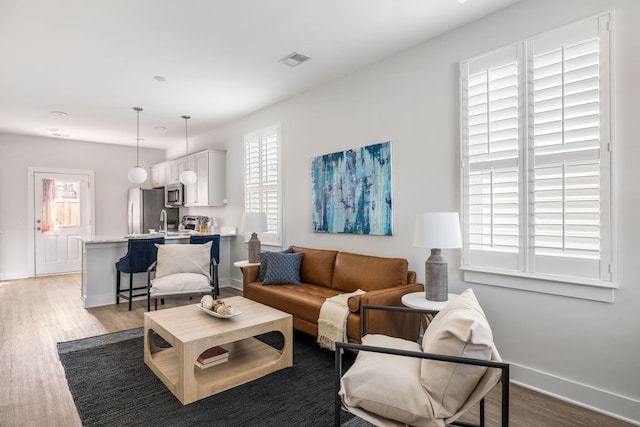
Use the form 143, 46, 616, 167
240, 265, 260, 291
347, 283, 424, 312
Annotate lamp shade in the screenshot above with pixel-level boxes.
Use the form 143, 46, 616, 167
241, 212, 268, 234
413, 212, 462, 249
128, 166, 148, 184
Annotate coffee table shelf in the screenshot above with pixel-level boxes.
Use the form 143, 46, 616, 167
144, 296, 293, 405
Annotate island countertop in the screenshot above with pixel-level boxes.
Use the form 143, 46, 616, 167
76, 231, 236, 244
77, 232, 236, 308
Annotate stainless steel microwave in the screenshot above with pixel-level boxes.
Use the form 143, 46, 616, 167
165, 183, 184, 207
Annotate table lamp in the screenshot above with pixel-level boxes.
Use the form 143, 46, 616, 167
241, 212, 268, 263
413, 212, 462, 301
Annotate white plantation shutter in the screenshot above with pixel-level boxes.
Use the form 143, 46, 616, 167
461, 13, 612, 287
244, 124, 281, 245
529, 15, 611, 281
462, 45, 523, 271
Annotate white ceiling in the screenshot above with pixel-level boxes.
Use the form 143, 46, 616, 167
0, 0, 518, 151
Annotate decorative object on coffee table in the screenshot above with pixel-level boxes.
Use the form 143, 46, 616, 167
412, 212, 462, 302
241, 212, 268, 263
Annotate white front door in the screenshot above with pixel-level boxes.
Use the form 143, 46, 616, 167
34, 172, 91, 275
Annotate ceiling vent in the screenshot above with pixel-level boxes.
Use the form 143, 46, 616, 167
279, 51, 311, 67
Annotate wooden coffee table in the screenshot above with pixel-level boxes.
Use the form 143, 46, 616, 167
143, 296, 293, 405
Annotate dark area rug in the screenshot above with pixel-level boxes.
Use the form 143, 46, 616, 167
58, 328, 356, 427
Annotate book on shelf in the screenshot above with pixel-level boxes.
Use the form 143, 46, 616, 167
195, 357, 228, 369
197, 346, 229, 365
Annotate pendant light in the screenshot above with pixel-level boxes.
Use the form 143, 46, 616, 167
127, 107, 148, 184
179, 115, 197, 185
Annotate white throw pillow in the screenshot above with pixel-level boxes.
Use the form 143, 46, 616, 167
150, 273, 211, 295
420, 288, 494, 419
339, 334, 435, 426
155, 241, 212, 279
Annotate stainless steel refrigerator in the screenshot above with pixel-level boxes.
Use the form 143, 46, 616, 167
127, 188, 178, 234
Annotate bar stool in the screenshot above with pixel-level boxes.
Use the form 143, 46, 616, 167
116, 237, 165, 310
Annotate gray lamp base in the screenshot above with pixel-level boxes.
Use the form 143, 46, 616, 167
425, 248, 448, 302
248, 232, 261, 263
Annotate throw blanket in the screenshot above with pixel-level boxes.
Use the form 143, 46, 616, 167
317, 289, 366, 351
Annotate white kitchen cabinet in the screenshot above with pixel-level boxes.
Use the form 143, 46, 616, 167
183, 158, 197, 205
183, 149, 227, 207
166, 160, 182, 184
150, 162, 167, 188
151, 149, 226, 206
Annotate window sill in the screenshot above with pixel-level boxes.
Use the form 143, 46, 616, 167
461, 267, 617, 303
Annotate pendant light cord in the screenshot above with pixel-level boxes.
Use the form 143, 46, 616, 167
182, 115, 191, 169
183, 115, 190, 155
134, 107, 143, 167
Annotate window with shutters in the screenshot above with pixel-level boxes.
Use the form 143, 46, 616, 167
460, 13, 615, 302
244, 124, 281, 246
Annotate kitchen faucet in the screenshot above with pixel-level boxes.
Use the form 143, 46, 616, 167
159, 209, 167, 235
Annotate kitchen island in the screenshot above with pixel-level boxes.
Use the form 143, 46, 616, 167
77, 233, 235, 308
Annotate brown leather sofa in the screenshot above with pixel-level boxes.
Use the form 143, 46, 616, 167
241, 246, 424, 344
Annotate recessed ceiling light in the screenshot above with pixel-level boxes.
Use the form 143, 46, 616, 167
50, 111, 67, 116
279, 52, 311, 67
153, 76, 167, 82
48, 128, 59, 131
52, 133, 70, 138
154, 126, 166, 131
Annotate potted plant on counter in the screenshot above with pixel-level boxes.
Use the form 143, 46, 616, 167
167, 217, 178, 230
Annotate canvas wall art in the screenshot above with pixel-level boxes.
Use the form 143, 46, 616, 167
311, 141, 392, 235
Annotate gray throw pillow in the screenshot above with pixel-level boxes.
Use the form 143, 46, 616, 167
257, 247, 293, 281
262, 252, 304, 285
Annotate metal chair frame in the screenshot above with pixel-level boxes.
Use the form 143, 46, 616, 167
335, 304, 510, 427
146, 235, 220, 311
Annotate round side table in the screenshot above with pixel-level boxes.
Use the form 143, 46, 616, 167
233, 260, 260, 269
401, 292, 459, 341
401, 292, 458, 312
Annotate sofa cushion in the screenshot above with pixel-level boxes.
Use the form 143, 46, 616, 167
245, 282, 341, 324
262, 252, 304, 285
339, 334, 434, 426
257, 247, 293, 281
155, 241, 211, 279
150, 272, 211, 295
420, 288, 494, 419
332, 252, 408, 293
291, 246, 338, 288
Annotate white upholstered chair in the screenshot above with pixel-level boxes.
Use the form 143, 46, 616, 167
335, 288, 509, 427
146, 239, 219, 311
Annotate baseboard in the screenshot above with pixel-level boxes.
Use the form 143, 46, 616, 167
0, 272, 30, 281
511, 363, 640, 425
226, 278, 243, 292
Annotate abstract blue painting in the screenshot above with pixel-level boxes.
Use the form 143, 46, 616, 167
312, 141, 392, 235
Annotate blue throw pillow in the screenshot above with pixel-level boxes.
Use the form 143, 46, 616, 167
262, 252, 304, 285
257, 247, 293, 281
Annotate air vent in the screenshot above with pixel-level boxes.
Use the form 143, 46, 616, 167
279, 51, 311, 67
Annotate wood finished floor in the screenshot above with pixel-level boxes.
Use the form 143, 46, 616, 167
0, 274, 633, 427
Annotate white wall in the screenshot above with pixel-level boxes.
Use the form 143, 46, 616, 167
2, 0, 638, 421
188, 0, 640, 423
0, 133, 166, 279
